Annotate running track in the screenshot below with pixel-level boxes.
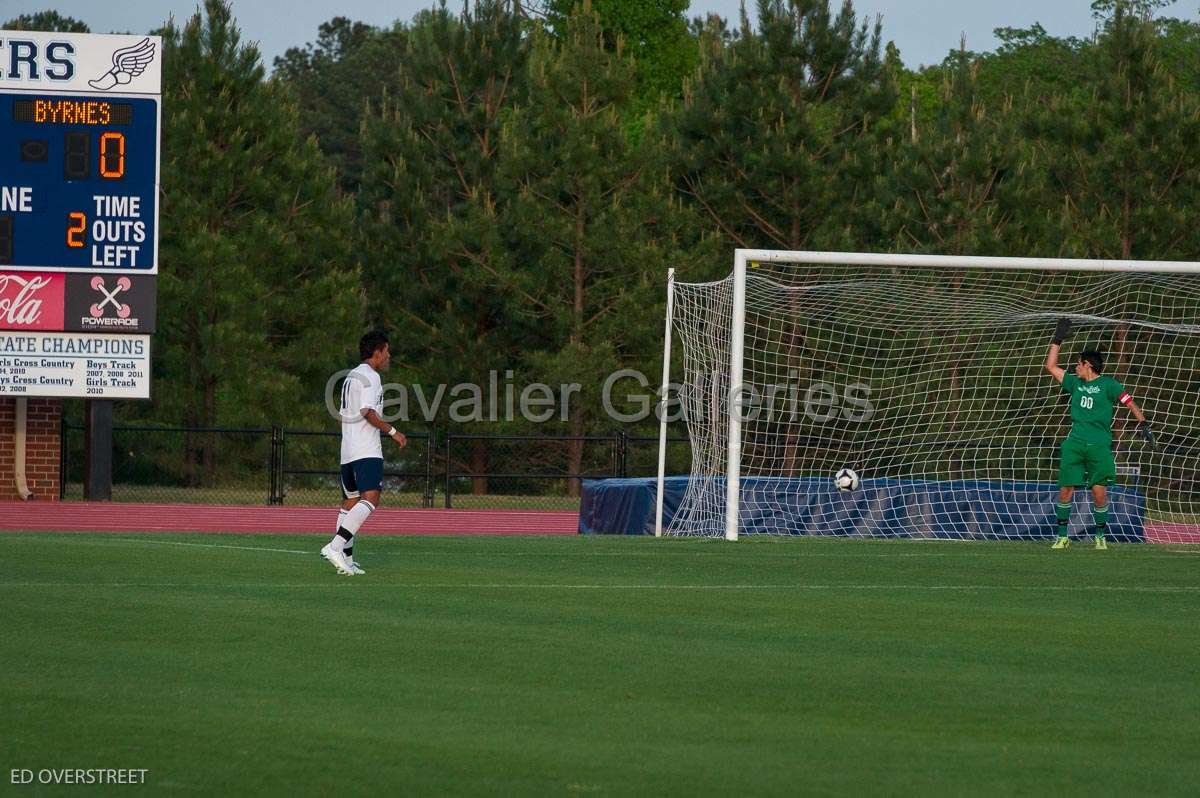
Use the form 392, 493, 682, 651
0, 502, 579, 536
1, 502, 1195, 542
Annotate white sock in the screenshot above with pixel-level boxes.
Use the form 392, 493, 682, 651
328, 529, 351, 554
343, 500, 375, 535
336, 510, 350, 557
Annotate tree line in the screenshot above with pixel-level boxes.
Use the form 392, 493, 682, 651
8, 0, 1200, 490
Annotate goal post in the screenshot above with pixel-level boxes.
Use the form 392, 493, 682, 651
654, 268, 675, 538
658, 249, 1200, 543
725, 256, 747, 541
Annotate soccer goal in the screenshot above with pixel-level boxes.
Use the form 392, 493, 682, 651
655, 250, 1200, 543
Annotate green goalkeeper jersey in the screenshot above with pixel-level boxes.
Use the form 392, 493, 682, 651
1060, 373, 1132, 445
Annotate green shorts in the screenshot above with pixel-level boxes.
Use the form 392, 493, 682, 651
1057, 437, 1116, 488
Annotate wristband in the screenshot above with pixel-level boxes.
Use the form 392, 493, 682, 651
387, 427, 398, 437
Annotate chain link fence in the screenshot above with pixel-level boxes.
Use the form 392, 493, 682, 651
62, 422, 275, 504
276, 429, 435, 508
61, 420, 692, 510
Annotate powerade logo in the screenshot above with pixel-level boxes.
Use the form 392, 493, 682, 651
65, 274, 156, 334
82, 276, 139, 328
0, 38, 75, 82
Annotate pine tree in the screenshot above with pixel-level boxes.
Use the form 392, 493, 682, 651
667, 0, 897, 255
155, 0, 360, 483
357, 1, 531, 493
543, 0, 697, 108
1018, 1, 1200, 433
274, 17, 409, 194
1, 11, 89, 32
499, 1, 690, 493
874, 45, 1027, 257
867, 47, 1039, 457
1023, 1, 1200, 261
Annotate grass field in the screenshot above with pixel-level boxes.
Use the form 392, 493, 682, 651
2, 533, 1198, 795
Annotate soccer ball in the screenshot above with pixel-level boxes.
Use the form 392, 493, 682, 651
834, 468, 860, 493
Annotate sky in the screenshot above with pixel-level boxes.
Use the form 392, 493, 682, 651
0, 1, 1190, 70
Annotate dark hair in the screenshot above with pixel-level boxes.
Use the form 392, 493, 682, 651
359, 330, 389, 361
1078, 350, 1104, 374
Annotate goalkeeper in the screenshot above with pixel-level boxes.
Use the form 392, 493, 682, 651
1044, 318, 1154, 550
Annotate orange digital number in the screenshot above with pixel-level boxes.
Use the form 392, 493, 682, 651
67, 212, 86, 248
99, 132, 126, 178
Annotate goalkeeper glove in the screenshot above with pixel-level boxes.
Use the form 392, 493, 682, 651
1052, 318, 1072, 345
1139, 421, 1158, 449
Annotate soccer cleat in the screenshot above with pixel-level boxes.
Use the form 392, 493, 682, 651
347, 559, 366, 576
320, 544, 355, 575
1051, 536, 1070, 550
1095, 536, 1108, 551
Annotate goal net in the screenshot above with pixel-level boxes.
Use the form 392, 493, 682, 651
657, 251, 1200, 543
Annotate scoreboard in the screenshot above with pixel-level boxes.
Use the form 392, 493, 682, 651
0, 93, 159, 270
0, 31, 160, 399
0, 93, 159, 271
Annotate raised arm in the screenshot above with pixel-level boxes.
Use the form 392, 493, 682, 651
1044, 319, 1071, 383
1119, 391, 1156, 448
1123, 398, 1147, 424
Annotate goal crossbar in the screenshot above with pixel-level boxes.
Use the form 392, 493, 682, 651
733, 249, 1200, 274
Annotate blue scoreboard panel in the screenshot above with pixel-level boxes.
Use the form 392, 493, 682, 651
0, 92, 158, 271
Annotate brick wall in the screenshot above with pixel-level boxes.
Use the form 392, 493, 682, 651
0, 398, 61, 501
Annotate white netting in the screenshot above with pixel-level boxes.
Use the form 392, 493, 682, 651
666, 257, 1200, 543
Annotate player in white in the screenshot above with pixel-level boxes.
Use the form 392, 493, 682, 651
321, 330, 406, 575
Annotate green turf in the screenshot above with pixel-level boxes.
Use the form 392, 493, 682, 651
2, 534, 1198, 795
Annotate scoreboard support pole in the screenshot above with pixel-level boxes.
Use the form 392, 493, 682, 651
84, 400, 113, 501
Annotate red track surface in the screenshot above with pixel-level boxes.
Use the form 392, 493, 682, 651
1144, 522, 1200, 545
0, 502, 579, 536
1, 502, 1192, 542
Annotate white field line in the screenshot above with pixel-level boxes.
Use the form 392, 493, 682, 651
0, 582, 1198, 593
107, 537, 313, 555
22, 536, 1199, 560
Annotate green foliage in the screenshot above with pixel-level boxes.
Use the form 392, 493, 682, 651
273, 17, 409, 194
150, 0, 360, 479
500, 4, 690, 452
28, 0, 1200, 465
1091, 0, 1176, 22
667, 0, 897, 254
357, 1, 531, 427
1, 10, 89, 32
874, 47, 1028, 256
973, 25, 1089, 105
1021, 6, 1200, 260
544, 0, 698, 107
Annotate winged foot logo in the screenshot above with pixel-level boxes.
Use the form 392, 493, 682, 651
88, 38, 155, 92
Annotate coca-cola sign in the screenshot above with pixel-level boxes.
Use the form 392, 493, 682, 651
0, 272, 66, 331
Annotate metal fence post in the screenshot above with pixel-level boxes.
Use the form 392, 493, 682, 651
278, 427, 288, 505
424, 427, 436, 509
59, 414, 68, 500
444, 432, 453, 509
617, 430, 628, 478
268, 426, 281, 505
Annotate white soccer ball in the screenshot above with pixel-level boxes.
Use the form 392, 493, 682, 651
834, 467, 860, 493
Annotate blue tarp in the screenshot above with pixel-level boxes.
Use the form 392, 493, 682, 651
579, 476, 1146, 541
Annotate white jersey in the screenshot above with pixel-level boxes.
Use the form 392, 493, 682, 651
339, 363, 384, 464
